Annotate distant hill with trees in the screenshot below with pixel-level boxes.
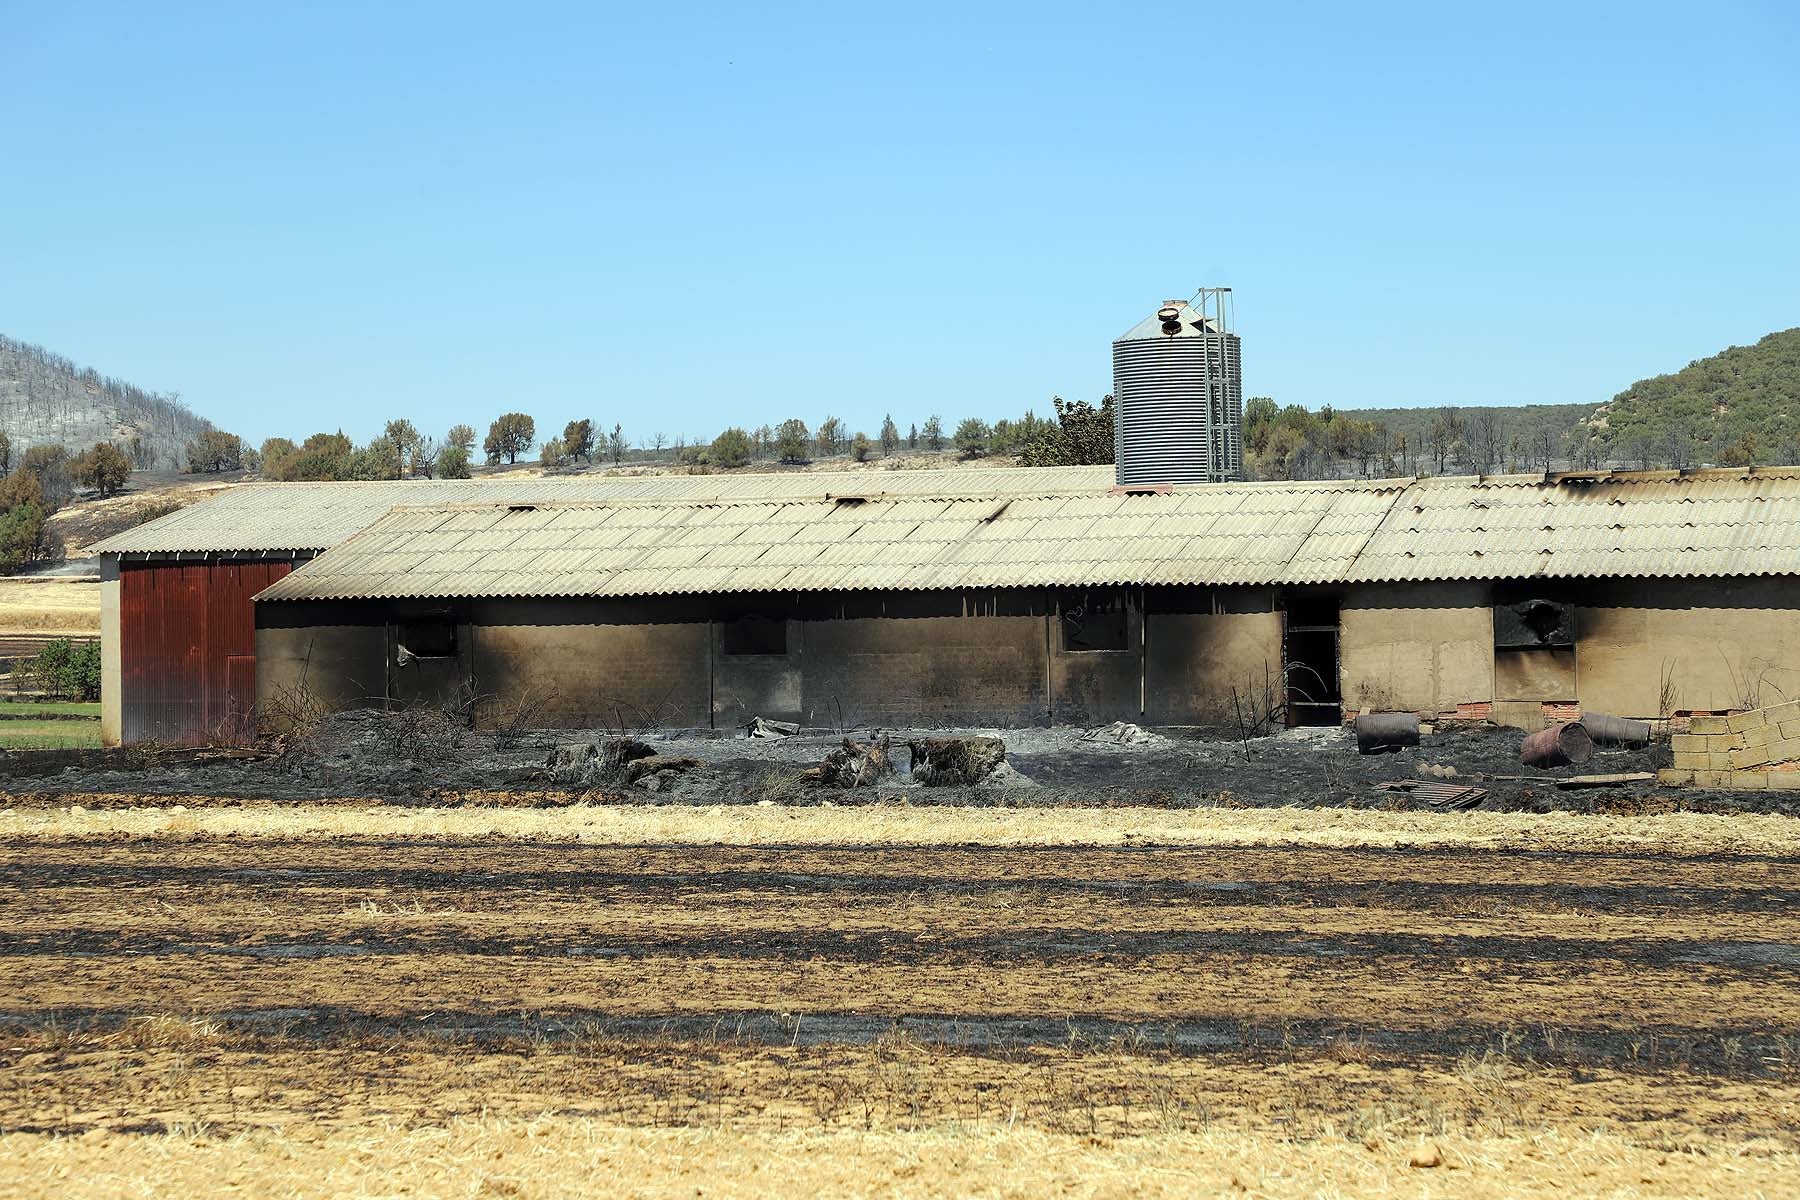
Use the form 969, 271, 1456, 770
0, 334, 212, 471
10, 324, 1799, 512
1577, 328, 1800, 469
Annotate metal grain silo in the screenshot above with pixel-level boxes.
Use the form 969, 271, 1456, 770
1112, 288, 1243, 485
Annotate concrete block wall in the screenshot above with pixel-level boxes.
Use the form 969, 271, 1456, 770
1660, 704, 1800, 790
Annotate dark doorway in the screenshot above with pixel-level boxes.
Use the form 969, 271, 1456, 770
1283, 597, 1341, 726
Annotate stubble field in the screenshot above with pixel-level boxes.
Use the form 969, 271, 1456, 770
2, 802, 1798, 1197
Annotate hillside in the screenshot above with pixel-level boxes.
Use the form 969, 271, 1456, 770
1588, 328, 1800, 466
0, 334, 212, 470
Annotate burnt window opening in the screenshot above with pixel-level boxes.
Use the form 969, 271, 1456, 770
1494, 599, 1574, 648
1060, 589, 1130, 653
399, 616, 456, 659
722, 617, 787, 656
1285, 597, 1339, 632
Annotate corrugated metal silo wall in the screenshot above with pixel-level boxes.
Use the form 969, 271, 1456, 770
1112, 334, 1243, 484
120, 560, 292, 745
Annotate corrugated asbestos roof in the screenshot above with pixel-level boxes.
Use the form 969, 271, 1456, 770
253, 468, 1800, 602
89, 466, 1117, 554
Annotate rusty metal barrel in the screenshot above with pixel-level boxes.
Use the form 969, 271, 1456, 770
1578, 712, 1651, 749
1522, 722, 1594, 768
1355, 712, 1420, 755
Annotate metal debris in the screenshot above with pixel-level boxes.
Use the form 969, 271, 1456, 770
1355, 712, 1420, 755
1376, 779, 1489, 810
1522, 722, 1595, 769
1554, 772, 1656, 790
1578, 713, 1652, 749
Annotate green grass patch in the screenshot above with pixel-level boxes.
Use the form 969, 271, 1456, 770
0, 700, 101, 720
0, 720, 103, 749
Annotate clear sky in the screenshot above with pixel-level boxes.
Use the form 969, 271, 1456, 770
4, 2, 1796, 448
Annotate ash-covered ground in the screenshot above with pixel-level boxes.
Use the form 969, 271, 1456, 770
2, 710, 1790, 815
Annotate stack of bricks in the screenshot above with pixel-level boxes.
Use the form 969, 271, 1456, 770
1660, 702, 1800, 790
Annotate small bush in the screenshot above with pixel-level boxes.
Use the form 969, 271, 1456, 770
710, 428, 753, 468
31, 638, 101, 701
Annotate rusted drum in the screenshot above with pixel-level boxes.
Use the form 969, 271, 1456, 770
1355, 712, 1420, 755
1522, 722, 1594, 768
1578, 712, 1651, 749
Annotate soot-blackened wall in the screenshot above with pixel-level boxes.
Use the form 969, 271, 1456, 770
792, 592, 1055, 728
254, 587, 1287, 730
1144, 587, 1283, 726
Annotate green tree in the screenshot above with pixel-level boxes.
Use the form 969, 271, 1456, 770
184, 430, 243, 474
436, 444, 472, 478
879, 415, 899, 456
851, 432, 873, 462
270, 431, 355, 481
1717, 433, 1760, 467
816, 416, 844, 458
382, 419, 421, 478
0, 472, 47, 574
484, 413, 536, 464
776, 419, 810, 463
260, 437, 298, 477
711, 427, 753, 468
348, 439, 401, 480
446, 423, 477, 453
608, 423, 626, 464
953, 418, 992, 458
921, 416, 944, 451
31, 637, 100, 701
1242, 396, 1280, 457
1020, 396, 1115, 467
563, 419, 595, 462
987, 418, 1015, 455
72, 442, 131, 498
540, 437, 571, 468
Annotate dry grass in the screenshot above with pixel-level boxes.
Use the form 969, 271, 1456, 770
0, 576, 100, 633
4, 1120, 1794, 1199
7, 800, 1800, 854
45, 480, 225, 556
9, 798, 1798, 1197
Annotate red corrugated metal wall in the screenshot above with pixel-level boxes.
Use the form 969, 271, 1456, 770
120, 561, 293, 745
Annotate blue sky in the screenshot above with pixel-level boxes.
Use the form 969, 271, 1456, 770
4, 2, 1796, 447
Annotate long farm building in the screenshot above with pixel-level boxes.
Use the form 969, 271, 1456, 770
91, 465, 1800, 745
